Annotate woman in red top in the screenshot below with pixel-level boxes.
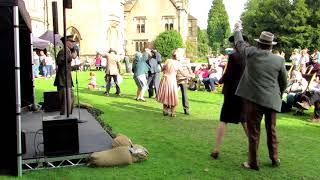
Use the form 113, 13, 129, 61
95, 53, 102, 70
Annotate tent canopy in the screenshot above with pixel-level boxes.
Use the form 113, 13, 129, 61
33, 37, 50, 49
39, 30, 63, 45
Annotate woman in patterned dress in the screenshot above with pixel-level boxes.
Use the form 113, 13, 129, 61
157, 49, 190, 117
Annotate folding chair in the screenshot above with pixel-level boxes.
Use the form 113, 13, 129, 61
287, 64, 294, 80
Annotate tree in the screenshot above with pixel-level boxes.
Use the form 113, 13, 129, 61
280, 0, 312, 50
154, 30, 183, 59
241, 0, 320, 54
197, 28, 209, 57
185, 39, 197, 60
207, 0, 231, 51
305, 0, 320, 51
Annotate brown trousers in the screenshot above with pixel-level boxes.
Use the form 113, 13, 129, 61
58, 87, 74, 115
244, 99, 278, 167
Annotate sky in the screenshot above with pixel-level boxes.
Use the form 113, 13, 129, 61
189, 0, 248, 29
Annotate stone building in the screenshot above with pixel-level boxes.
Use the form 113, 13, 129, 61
124, 0, 198, 56
24, 0, 126, 57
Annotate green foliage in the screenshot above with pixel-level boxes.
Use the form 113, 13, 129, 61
154, 30, 183, 59
197, 28, 209, 44
185, 39, 197, 60
197, 43, 209, 58
22, 71, 320, 179
197, 28, 210, 57
241, 0, 320, 54
207, 0, 231, 51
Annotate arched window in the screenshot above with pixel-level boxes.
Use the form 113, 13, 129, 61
66, 26, 82, 45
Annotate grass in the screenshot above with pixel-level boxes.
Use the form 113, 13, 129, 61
2, 71, 320, 180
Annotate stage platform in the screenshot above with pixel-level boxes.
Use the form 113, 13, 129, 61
21, 108, 113, 171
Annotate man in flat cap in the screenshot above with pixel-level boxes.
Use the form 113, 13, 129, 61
233, 22, 287, 170
54, 35, 76, 115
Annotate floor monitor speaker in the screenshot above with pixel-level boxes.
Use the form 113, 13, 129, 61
43, 91, 60, 112
42, 115, 79, 156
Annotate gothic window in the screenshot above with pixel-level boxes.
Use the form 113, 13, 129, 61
135, 18, 146, 33
164, 17, 174, 31
188, 22, 193, 36
135, 40, 148, 52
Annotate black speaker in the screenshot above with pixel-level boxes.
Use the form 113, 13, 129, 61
43, 91, 60, 112
52, 2, 59, 34
43, 116, 79, 156
63, 0, 72, 9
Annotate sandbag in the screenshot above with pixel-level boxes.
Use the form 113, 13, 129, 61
112, 134, 133, 148
130, 144, 149, 163
89, 146, 133, 167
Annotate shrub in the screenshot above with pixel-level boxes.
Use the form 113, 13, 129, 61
154, 30, 183, 59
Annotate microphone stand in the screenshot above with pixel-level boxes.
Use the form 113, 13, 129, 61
63, 6, 69, 118
75, 64, 81, 120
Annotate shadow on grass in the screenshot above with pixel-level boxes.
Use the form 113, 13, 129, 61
78, 87, 137, 100
108, 101, 161, 114
188, 97, 220, 104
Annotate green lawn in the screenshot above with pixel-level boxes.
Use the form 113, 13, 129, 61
2, 71, 320, 180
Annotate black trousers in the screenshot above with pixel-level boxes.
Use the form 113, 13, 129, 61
105, 75, 121, 94
147, 72, 160, 97
57, 86, 74, 115
178, 84, 189, 111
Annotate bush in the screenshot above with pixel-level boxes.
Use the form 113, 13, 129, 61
154, 30, 183, 59
198, 43, 209, 58
186, 39, 197, 59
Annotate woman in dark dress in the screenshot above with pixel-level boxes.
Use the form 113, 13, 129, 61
211, 36, 249, 159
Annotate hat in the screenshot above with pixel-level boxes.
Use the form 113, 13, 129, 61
254, 31, 277, 45
228, 35, 248, 43
60, 35, 75, 42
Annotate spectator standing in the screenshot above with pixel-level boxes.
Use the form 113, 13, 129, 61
45, 52, 54, 78
32, 51, 40, 78
123, 52, 132, 73
95, 52, 102, 71
290, 49, 301, 70
39, 50, 46, 76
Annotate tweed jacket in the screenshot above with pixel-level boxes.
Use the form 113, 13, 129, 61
54, 48, 73, 87
234, 31, 287, 112
105, 53, 121, 75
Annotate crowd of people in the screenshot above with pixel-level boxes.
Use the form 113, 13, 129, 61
32, 50, 55, 79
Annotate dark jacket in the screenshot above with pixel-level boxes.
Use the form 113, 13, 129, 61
234, 31, 287, 112
219, 51, 245, 96
54, 48, 73, 87
147, 52, 161, 73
